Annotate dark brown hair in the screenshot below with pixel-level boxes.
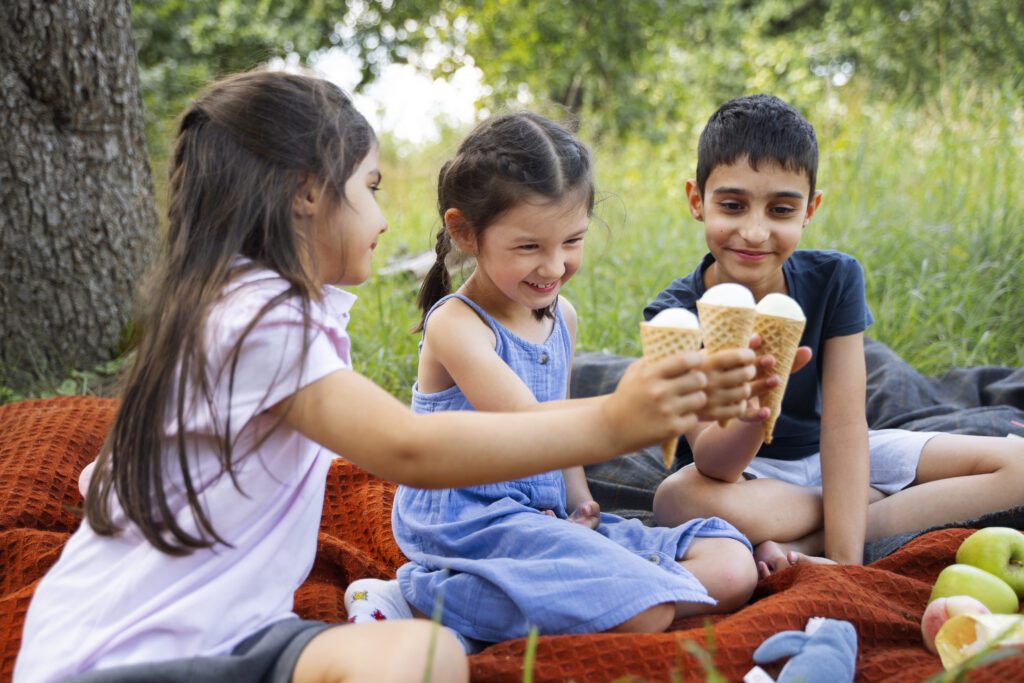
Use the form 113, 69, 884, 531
417, 111, 594, 328
86, 70, 376, 555
696, 94, 818, 197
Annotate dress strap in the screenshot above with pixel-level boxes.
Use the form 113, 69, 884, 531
422, 293, 502, 340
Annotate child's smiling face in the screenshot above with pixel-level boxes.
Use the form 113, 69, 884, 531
464, 196, 589, 314
688, 157, 821, 299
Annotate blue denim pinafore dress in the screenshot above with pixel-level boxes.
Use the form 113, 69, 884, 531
392, 294, 751, 643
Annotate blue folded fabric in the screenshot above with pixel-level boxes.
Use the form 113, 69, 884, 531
752, 617, 857, 683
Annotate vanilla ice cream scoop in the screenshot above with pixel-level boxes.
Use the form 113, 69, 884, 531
699, 283, 755, 308
756, 293, 805, 321
648, 307, 700, 330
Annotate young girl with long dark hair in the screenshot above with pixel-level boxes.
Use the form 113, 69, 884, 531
15, 72, 721, 683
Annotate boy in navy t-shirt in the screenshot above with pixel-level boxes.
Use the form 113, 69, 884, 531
647, 94, 1024, 576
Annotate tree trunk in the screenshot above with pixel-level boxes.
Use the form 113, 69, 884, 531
0, 0, 155, 389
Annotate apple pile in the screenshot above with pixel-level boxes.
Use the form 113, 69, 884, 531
921, 527, 1024, 653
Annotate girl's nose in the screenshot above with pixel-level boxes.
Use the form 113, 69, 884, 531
537, 254, 566, 280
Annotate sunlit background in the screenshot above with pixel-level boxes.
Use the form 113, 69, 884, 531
4, 0, 1023, 400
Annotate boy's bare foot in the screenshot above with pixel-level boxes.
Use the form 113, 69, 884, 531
754, 540, 788, 579
754, 540, 836, 579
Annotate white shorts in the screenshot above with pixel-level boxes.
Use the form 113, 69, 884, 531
741, 428, 940, 495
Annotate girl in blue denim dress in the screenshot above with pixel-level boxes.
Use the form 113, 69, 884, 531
344, 112, 761, 647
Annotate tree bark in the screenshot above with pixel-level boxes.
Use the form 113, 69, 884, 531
0, 0, 155, 389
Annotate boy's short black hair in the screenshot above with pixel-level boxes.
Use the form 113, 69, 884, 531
696, 94, 818, 197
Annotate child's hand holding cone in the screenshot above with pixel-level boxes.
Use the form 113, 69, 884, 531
696, 283, 757, 427
639, 308, 702, 469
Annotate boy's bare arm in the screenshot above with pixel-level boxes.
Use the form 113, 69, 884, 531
690, 417, 768, 482
690, 345, 812, 482
819, 333, 870, 564
275, 355, 709, 489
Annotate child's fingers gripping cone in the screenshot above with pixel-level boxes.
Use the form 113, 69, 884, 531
696, 283, 756, 428
753, 294, 806, 444
640, 308, 702, 469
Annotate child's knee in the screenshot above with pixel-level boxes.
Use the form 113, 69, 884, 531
653, 468, 733, 526
1007, 438, 1024, 466
705, 540, 758, 610
655, 470, 705, 525
985, 437, 1024, 485
297, 621, 468, 683
1003, 441, 1024, 492
427, 626, 471, 682
386, 622, 469, 683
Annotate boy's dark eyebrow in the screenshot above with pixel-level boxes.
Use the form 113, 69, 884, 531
711, 186, 804, 199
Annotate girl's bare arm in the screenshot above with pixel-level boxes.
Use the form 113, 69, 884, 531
273, 352, 709, 489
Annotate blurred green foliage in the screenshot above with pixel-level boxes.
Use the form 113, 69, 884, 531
133, 0, 1024, 147
350, 82, 1024, 401
134, 0, 341, 155
10, 1, 1022, 404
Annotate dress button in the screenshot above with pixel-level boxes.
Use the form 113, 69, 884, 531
538, 352, 549, 365
648, 554, 661, 565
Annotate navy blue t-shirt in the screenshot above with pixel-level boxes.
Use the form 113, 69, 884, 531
644, 249, 873, 461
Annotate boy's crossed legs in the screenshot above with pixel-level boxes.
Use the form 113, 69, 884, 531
867, 432, 1024, 537
654, 432, 1024, 576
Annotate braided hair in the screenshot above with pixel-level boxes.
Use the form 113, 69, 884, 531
416, 112, 594, 328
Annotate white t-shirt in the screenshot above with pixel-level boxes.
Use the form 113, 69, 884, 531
14, 268, 356, 682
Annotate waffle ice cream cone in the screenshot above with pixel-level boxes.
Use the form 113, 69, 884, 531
640, 308, 701, 469
696, 284, 757, 428
754, 293, 806, 444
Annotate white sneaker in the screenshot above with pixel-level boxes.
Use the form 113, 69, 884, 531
343, 578, 413, 624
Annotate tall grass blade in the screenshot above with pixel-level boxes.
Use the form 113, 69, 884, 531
522, 626, 539, 683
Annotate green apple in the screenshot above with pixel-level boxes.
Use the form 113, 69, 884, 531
955, 527, 1024, 597
928, 563, 1019, 614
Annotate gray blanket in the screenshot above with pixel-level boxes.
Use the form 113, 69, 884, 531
571, 338, 1024, 563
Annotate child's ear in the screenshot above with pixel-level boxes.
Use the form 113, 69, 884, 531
293, 176, 319, 219
444, 208, 478, 254
803, 190, 823, 226
685, 179, 704, 221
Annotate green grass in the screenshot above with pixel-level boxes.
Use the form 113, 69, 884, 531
3, 82, 1022, 405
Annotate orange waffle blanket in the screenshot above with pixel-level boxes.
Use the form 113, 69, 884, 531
1, 396, 1021, 682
